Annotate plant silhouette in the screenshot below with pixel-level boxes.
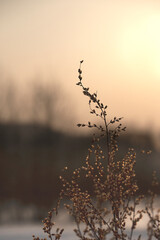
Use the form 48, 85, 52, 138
33, 62, 160, 240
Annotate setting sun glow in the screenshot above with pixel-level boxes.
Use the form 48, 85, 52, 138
0, 0, 160, 133
120, 14, 160, 79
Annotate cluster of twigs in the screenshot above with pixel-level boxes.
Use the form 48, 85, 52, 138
33, 61, 160, 240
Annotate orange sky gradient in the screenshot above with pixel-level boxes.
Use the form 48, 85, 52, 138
1, 0, 160, 134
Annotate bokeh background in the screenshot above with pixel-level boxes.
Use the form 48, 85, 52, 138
0, 0, 160, 239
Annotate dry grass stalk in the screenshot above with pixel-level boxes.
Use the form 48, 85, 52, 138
33, 61, 159, 240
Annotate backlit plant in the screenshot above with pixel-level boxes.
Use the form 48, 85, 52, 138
33, 61, 160, 240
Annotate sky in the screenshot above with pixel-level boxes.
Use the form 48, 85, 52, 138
1, 0, 160, 134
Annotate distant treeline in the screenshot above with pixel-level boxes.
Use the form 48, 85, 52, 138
0, 79, 73, 131
0, 122, 160, 210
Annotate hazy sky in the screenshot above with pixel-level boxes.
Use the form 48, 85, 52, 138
1, 0, 160, 133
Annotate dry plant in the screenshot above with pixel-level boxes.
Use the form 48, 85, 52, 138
33, 61, 159, 240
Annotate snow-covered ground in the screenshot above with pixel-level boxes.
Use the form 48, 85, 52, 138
0, 223, 145, 240
0, 223, 150, 240
0, 206, 158, 240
